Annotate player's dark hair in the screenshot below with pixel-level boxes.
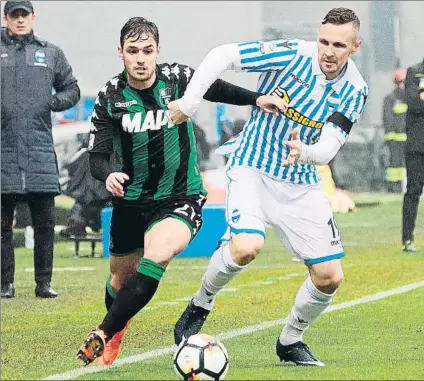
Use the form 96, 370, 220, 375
322, 8, 360, 30
120, 17, 159, 47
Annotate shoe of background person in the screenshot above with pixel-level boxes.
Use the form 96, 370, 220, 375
94, 320, 131, 366
276, 339, 325, 367
77, 328, 107, 366
1, 283, 15, 298
35, 282, 58, 298
174, 299, 211, 345
402, 240, 418, 252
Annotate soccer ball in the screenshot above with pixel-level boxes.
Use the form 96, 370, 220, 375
173, 334, 229, 380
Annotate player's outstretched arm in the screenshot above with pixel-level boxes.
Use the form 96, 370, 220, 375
177, 44, 241, 118
168, 94, 288, 125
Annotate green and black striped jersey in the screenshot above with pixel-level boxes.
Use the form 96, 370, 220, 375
88, 63, 206, 205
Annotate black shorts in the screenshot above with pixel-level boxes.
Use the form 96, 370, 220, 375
109, 195, 206, 256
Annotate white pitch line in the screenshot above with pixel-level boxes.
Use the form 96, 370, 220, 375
24, 267, 96, 273
43, 280, 424, 380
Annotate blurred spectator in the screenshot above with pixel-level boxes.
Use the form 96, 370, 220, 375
193, 122, 211, 171
382, 69, 407, 193
402, 58, 424, 252
317, 165, 356, 214
60, 134, 112, 237
219, 118, 246, 164
1, 1, 80, 298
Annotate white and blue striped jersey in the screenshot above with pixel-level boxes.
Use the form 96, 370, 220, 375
226, 39, 368, 185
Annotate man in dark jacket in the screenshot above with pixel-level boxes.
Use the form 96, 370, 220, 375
402, 58, 424, 252
382, 70, 407, 193
1, 1, 80, 298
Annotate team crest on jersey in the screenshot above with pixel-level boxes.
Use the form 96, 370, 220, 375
160, 87, 173, 106
231, 209, 241, 223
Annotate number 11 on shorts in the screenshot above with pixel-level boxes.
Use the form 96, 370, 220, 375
327, 216, 340, 239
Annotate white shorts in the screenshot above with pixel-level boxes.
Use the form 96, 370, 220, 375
221, 166, 345, 264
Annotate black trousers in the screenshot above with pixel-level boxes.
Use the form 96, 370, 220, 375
1, 193, 55, 284
402, 152, 424, 243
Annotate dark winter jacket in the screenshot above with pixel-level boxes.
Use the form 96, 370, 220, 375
405, 60, 424, 153
1, 27, 80, 194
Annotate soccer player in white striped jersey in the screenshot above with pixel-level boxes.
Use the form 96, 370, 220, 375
170, 8, 368, 366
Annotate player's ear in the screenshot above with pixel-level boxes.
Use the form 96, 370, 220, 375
117, 46, 124, 61
351, 39, 362, 55
157, 44, 161, 57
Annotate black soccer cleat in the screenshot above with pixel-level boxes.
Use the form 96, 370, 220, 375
276, 339, 325, 367
174, 299, 211, 345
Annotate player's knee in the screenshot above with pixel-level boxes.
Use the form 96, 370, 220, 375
230, 233, 265, 266
110, 266, 138, 290
313, 271, 344, 293
143, 244, 176, 267
110, 273, 124, 291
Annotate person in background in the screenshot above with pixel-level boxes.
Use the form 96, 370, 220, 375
382, 69, 407, 193
60, 133, 112, 237
402, 58, 424, 252
1, 0, 80, 298
193, 122, 211, 171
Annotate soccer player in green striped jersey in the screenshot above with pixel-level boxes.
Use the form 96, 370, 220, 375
77, 17, 287, 366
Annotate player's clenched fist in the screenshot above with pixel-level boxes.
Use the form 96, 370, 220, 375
106, 172, 129, 198
168, 100, 190, 124
256, 95, 289, 116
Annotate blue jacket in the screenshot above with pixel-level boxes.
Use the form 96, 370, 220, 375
1, 28, 80, 194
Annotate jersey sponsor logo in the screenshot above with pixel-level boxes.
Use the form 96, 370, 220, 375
272, 86, 324, 129
114, 100, 138, 108
289, 73, 310, 89
121, 110, 175, 133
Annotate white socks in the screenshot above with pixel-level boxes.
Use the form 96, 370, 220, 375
279, 276, 335, 346
193, 242, 245, 310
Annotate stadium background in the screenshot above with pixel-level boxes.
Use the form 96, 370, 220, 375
2, 2, 424, 380
2, 0, 422, 192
